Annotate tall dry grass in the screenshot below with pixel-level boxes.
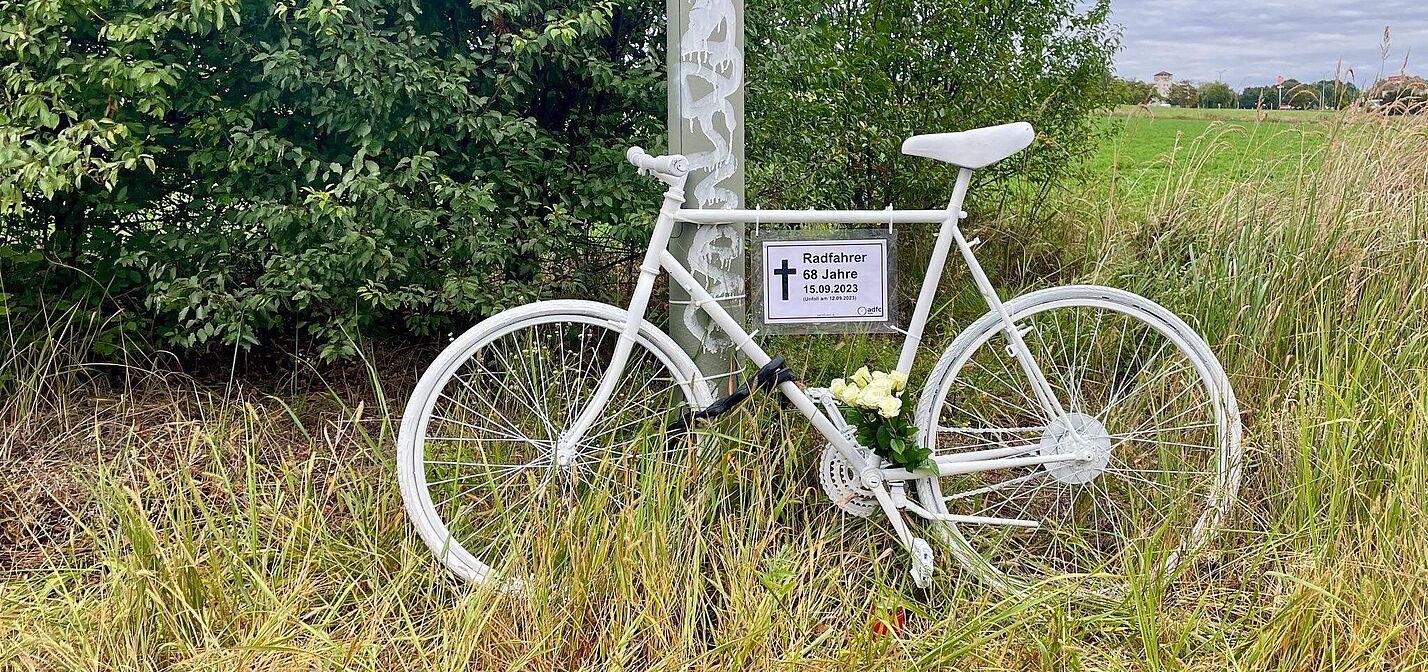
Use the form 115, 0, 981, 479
2, 110, 1426, 670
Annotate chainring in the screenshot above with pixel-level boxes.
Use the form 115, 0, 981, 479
818, 444, 879, 517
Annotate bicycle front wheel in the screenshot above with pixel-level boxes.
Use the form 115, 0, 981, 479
913, 285, 1241, 597
397, 300, 713, 590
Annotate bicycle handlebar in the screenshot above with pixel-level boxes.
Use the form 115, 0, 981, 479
626, 147, 689, 177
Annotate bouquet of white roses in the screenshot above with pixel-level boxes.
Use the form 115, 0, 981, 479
830, 367, 937, 474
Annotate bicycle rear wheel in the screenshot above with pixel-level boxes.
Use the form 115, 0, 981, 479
397, 300, 713, 589
914, 285, 1241, 597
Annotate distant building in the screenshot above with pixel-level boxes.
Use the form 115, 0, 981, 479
1153, 71, 1173, 100
1366, 73, 1427, 111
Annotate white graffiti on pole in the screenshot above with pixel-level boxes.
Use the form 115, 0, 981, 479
676, 0, 741, 354
760, 239, 891, 328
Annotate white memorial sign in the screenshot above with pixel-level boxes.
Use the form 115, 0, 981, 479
753, 231, 897, 334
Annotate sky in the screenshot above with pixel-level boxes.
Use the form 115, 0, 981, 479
1110, 0, 1427, 88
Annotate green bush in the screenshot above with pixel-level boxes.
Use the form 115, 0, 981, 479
2, 0, 1118, 361
1, 0, 664, 359
745, 0, 1118, 211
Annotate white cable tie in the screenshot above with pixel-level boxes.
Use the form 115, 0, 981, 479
678, 293, 744, 307
701, 369, 743, 382
735, 329, 761, 350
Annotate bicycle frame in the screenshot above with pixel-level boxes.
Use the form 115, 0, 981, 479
558, 152, 1088, 544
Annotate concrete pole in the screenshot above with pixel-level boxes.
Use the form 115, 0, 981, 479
667, 0, 745, 396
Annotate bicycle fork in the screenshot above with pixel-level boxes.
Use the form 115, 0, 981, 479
555, 158, 691, 460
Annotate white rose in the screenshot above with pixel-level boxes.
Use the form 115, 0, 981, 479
888, 370, 908, 391
856, 384, 889, 409
878, 395, 903, 418
830, 378, 847, 396
852, 366, 872, 386
836, 383, 862, 405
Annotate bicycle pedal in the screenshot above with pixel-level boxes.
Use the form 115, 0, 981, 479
909, 537, 934, 588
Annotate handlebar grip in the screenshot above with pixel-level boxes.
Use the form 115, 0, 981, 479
626, 146, 689, 176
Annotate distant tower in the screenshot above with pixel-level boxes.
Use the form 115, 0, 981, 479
1153, 71, 1173, 100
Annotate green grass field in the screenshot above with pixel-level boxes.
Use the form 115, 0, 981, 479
1086, 106, 1336, 207
1111, 104, 1335, 122
3, 108, 1427, 670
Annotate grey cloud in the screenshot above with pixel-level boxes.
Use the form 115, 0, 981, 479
1109, 0, 1426, 86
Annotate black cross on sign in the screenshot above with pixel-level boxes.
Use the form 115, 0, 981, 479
773, 259, 796, 300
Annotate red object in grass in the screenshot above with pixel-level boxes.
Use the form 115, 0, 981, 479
870, 607, 906, 638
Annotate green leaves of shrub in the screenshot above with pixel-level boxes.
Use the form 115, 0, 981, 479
2, 0, 1122, 361
745, 0, 1119, 212
1, 0, 664, 359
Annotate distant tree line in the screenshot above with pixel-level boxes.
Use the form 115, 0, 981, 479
1108, 76, 1365, 110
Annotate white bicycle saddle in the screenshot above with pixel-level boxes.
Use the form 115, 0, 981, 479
902, 122, 1035, 169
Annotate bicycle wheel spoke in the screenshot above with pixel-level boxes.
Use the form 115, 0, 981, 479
1107, 396, 1213, 455
1071, 307, 1108, 413
945, 470, 1045, 501
401, 310, 705, 588
427, 412, 544, 445
1097, 346, 1188, 423
1107, 421, 1218, 439
965, 354, 1044, 420
435, 390, 541, 443
447, 368, 548, 438
921, 292, 1238, 597
487, 339, 559, 439
1112, 437, 1219, 452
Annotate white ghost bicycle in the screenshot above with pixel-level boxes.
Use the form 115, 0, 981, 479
397, 122, 1242, 597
